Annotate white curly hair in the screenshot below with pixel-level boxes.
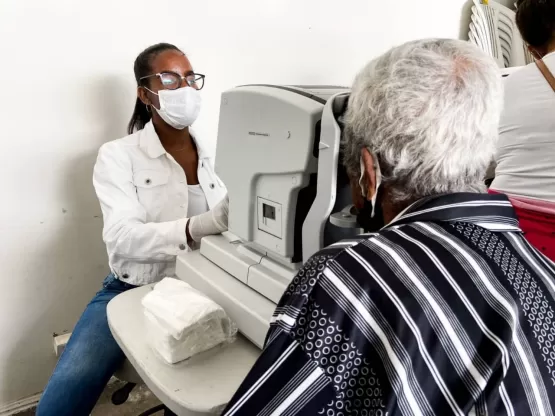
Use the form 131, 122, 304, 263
342, 38, 503, 203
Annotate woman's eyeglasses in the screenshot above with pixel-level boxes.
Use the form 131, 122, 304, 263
140, 72, 205, 90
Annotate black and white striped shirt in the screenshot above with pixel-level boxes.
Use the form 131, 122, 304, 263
223, 193, 555, 416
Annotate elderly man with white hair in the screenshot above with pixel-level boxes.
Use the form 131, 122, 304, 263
223, 39, 555, 415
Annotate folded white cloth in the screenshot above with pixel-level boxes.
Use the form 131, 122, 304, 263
142, 277, 237, 364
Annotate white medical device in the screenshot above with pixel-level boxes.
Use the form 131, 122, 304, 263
176, 85, 357, 348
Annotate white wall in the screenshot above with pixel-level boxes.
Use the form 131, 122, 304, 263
0, 0, 472, 405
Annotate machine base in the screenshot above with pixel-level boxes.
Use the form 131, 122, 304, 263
176, 251, 275, 349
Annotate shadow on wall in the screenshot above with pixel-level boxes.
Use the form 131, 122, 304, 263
99, 75, 135, 142
3, 75, 132, 405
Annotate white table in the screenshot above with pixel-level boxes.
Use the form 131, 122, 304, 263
107, 284, 260, 415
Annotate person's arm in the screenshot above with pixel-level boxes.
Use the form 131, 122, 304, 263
93, 143, 227, 262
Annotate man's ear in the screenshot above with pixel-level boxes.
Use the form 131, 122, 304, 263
361, 148, 377, 200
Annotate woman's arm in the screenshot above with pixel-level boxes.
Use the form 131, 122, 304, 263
93, 143, 189, 262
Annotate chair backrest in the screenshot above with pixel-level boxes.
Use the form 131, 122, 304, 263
490, 189, 555, 261
468, 0, 533, 68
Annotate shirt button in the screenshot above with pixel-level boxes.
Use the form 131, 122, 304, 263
121, 273, 129, 279
179, 244, 187, 250
209, 183, 215, 189
145, 179, 151, 185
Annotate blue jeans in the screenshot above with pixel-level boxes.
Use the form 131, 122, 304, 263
36, 274, 137, 416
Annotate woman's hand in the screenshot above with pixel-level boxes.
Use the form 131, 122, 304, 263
186, 194, 229, 242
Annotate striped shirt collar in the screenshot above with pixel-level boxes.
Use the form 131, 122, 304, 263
386, 192, 521, 233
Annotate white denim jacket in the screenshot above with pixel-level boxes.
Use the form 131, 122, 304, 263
93, 121, 226, 285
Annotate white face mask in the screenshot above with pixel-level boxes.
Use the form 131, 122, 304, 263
147, 86, 201, 130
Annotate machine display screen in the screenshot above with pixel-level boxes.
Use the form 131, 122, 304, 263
263, 203, 276, 220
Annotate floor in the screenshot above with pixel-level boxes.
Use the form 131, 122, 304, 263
15, 380, 162, 416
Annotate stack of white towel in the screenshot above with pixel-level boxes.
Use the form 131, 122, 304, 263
142, 277, 237, 364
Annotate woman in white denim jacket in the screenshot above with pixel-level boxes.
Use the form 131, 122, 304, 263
37, 43, 228, 416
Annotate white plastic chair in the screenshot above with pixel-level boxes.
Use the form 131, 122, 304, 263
468, 0, 533, 68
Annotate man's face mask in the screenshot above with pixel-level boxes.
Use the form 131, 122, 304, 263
356, 154, 385, 232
